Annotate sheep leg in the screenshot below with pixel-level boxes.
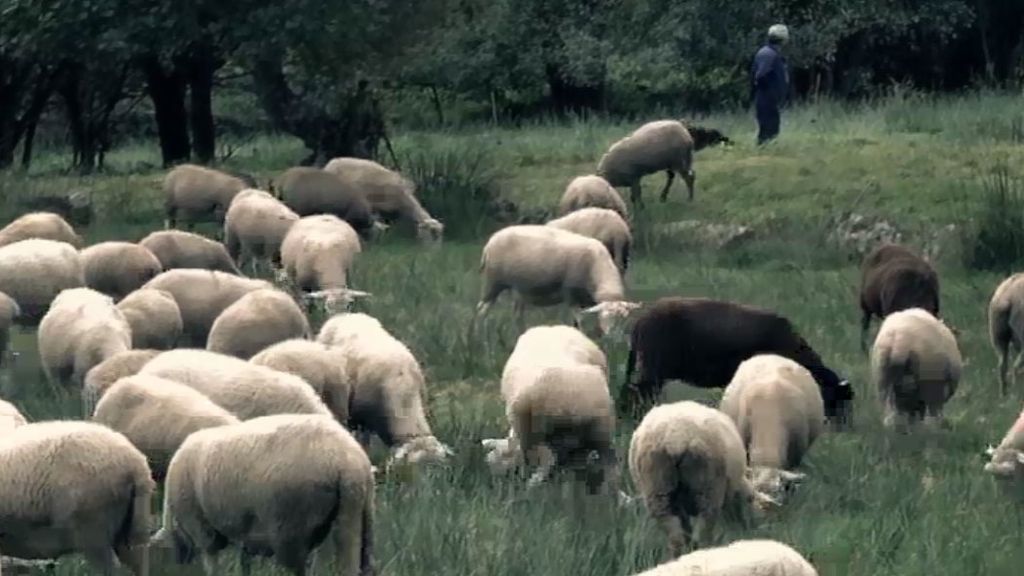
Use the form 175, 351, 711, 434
81, 546, 119, 576
114, 540, 149, 576
239, 549, 253, 576
997, 338, 1010, 396
860, 311, 872, 354
1012, 349, 1024, 394
659, 170, 674, 203
513, 298, 527, 335
646, 493, 690, 558
630, 182, 644, 208
200, 551, 225, 576
683, 169, 695, 202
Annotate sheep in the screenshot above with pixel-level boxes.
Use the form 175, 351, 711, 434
870, 307, 961, 429
274, 166, 378, 239
116, 288, 183, 350
0, 291, 19, 368
150, 413, 374, 576
480, 325, 619, 495
629, 539, 818, 576
0, 238, 84, 325
629, 400, 785, 557
278, 214, 370, 314
249, 339, 352, 423
473, 224, 640, 336
206, 288, 312, 360
324, 157, 444, 243
988, 272, 1024, 396
984, 406, 1024, 480
222, 188, 300, 275
141, 268, 273, 345
91, 374, 241, 480
37, 287, 133, 389
138, 229, 242, 275
859, 242, 941, 352
317, 313, 453, 468
0, 398, 26, 434
545, 207, 632, 274
162, 163, 249, 230
0, 420, 154, 575
621, 296, 853, 426
719, 354, 820, 499
138, 348, 332, 420
557, 174, 629, 219
82, 349, 163, 415
80, 241, 164, 300
0, 211, 82, 248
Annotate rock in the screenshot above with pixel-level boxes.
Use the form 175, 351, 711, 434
828, 212, 902, 258
657, 220, 756, 250
923, 223, 960, 264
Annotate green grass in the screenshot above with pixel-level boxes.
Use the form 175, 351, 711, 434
3, 92, 1024, 575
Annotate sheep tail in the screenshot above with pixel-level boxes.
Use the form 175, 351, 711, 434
359, 482, 375, 576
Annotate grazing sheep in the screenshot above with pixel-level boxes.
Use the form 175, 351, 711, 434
278, 214, 370, 314
984, 406, 1024, 480
80, 241, 164, 300
621, 297, 853, 426
0, 420, 154, 575
0, 398, 26, 434
629, 539, 817, 576
317, 313, 453, 467
249, 339, 352, 423
82, 349, 163, 415
206, 288, 312, 360
545, 207, 632, 274
859, 243, 940, 352
0, 238, 84, 325
116, 288, 183, 350
597, 120, 699, 207
719, 354, 820, 499
0, 211, 82, 248
275, 166, 377, 238
141, 268, 273, 346
557, 174, 629, 219
473, 224, 639, 336
150, 413, 374, 576
223, 188, 300, 275
871, 308, 961, 429
481, 325, 618, 494
0, 291, 19, 367
324, 157, 444, 243
162, 163, 249, 230
630, 400, 783, 556
138, 229, 242, 275
139, 348, 332, 420
92, 374, 241, 480
989, 272, 1024, 396
37, 287, 133, 389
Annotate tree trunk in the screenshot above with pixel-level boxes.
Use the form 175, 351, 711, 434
140, 54, 191, 167
188, 43, 222, 165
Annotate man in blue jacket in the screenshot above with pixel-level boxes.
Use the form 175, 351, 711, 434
751, 24, 790, 145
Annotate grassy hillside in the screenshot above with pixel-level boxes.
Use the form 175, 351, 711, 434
2, 92, 1024, 575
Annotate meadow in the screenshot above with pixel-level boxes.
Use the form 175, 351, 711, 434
3, 90, 1024, 575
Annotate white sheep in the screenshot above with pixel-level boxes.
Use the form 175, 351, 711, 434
92, 374, 241, 480
0, 398, 26, 435
629, 539, 818, 576
150, 413, 374, 576
557, 174, 629, 219
317, 313, 453, 467
37, 287, 133, 389
80, 241, 164, 300
719, 354, 820, 500
0, 211, 82, 248
141, 268, 273, 345
278, 214, 370, 314
871, 307, 962, 429
274, 166, 378, 239
0, 291, 19, 368
82, 349, 163, 415
473, 224, 639, 336
481, 325, 618, 494
0, 238, 84, 325
984, 406, 1024, 481
223, 188, 300, 275
596, 120, 696, 207
0, 420, 154, 575
629, 400, 783, 556
138, 348, 332, 420
163, 163, 249, 230
138, 229, 242, 275
206, 288, 312, 360
116, 288, 183, 350
324, 156, 444, 243
989, 272, 1024, 395
249, 338, 352, 423
545, 207, 632, 274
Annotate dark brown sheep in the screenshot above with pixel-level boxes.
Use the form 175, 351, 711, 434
859, 243, 940, 352
274, 167, 376, 239
620, 297, 853, 425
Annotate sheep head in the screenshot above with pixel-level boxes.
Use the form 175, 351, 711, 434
578, 300, 642, 338
984, 446, 1024, 477
302, 288, 371, 314
481, 437, 521, 476
416, 218, 445, 244
388, 435, 454, 470
681, 122, 733, 151
747, 467, 806, 504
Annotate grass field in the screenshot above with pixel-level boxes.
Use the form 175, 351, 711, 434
3, 91, 1024, 575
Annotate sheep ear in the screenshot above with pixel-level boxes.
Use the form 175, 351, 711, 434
1016, 451, 1024, 465
481, 438, 500, 449
778, 470, 806, 484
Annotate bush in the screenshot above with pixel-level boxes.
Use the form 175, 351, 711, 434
963, 164, 1024, 271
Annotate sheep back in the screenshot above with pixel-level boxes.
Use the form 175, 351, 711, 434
138, 229, 242, 274
116, 288, 183, 350
630, 539, 818, 576
280, 214, 362, 292
37, 287, 132, 388
0, 238, 84, 325
0, 399, 26, 434
860, 243, 940, 322
80, 241, 163, 300
275, 167, 375, 237
83, 349, 163, 414
0, 212, 82, 249
163, 163, 248, 226
545, 207, 632, 273
250, 339, 351, 423
596, 120, 694, 188
223, 188, 300, 264
206, 288, 311, 360
558, 175, 629, 218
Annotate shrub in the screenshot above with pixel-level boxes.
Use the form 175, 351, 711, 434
963, 164, 1024, 271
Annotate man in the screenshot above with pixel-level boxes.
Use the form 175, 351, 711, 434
751, 24, 790, 145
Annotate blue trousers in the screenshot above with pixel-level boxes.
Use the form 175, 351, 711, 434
755, 92, 780, 144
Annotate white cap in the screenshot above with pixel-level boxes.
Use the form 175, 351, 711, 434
768, 24, 789, 42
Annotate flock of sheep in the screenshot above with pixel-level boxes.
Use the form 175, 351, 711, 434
0, 117, 1023, 576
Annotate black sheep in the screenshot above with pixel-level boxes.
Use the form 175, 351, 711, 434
859, 243, 940, 352
620, 296, 853, 424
